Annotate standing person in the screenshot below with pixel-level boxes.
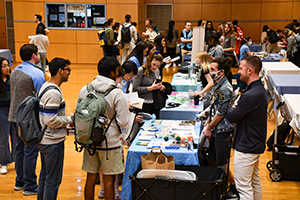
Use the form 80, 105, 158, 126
30, 26, 49, 72
226, 56, 267, 200
261, 25, 269, 52
222, 22, 237, 67
8, 44, 45, 195
118, 14, 138, 64
126, 41, 148, 68
133, 53, 164, 118
0, 57, 16, 175
105, 18, 116, 57
232, 20, 244, 59
180, 21, 193, 59
192, 52, 214, 109
239, 37, 254, 63
266, 29, 280, 53
164, 20, 179, 59
37, 58, 73, 200
208, 33, 224, 59
205, 21, 216, 45
202, 57, 236, 196
34, 14, 49, 35
113, 22, 121, 63
80, 57, 133, 200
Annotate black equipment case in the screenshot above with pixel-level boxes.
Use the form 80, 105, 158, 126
130, 165, 226, 200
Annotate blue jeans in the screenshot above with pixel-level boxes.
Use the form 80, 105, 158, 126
14, 122, 39, 190
0, 106, 17, 165
37, 141, 65, 200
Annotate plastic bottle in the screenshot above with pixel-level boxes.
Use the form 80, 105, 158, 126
187, 136, 194, 151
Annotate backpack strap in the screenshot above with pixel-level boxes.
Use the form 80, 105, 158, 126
86, 83, 94, 93
38, 85, 61, 132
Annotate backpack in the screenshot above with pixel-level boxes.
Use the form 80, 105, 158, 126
267, 29, 279, 44
74, 83, 116, 156
295, 33, 300, 52
266, 121, 292, 151
121, 24, 132, 43
98, 29, 108, 46
16, 86, 59, 146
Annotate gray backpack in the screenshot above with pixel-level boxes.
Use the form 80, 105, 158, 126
16, 86, 59, 146
74, 83, 116, 156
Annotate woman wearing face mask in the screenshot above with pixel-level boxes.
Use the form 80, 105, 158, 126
133, 53, 164, 118
0, 57, 14, 175
193, 52, 214, 109
239, 37, 254, 63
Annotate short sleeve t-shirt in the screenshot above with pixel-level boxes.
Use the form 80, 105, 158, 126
36, 23, 46, 35
239, 44, 250, 62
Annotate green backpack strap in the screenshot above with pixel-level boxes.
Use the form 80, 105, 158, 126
86, 83, 94, 92
104, 86, 117, 96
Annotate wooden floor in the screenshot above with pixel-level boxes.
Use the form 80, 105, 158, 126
1, 64, 299, 200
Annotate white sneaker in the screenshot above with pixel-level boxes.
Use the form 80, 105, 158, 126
0, 165, 8, 174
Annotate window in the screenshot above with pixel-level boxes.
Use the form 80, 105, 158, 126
45, 3, 106, 29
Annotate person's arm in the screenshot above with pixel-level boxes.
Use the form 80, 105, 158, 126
117, 25, 122, 42
44, 28, 50, 35
45, 37, 49, 49
203, 114, 224, 137
107, 28, 115, 44
200, 73, 214, 94
226, 93, 253, 123
132, 26, 138, 43
40, 90, 72, 128
114, 91, 131, 127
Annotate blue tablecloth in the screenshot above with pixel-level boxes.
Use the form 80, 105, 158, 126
160, 92, 203, 120
269, 74, 300, 95
256, 53, 282, 62
249, 44, 261, 52
0, 49, 13, 66
121, 120, 202, 200
171, 73, 197, 92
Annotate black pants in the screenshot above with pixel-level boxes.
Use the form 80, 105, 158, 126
104, 45, 115, 57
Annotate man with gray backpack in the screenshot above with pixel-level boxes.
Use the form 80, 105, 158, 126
76, 56, 133, 200
117, 14, 137, 64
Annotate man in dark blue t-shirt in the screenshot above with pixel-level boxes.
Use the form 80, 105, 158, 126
227, 56, 267, 200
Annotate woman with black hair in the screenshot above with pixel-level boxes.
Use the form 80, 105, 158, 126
261, 25, 269, 51
208, 33, 224, 59
126, 41, 148, 68
164, 20, 179, 59
205, 21, 216, 45
0, 57, 15, 175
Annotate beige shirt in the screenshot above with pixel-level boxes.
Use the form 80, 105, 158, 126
30, 34, 49, 53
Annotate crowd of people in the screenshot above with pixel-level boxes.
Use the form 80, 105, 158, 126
0, 13, 299, 200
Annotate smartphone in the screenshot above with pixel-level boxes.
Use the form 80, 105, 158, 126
156, 79, 162, 83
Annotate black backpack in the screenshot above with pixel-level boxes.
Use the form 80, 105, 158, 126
16, 86, 59, 146
267, 29, 279, 44
266, 121, 292, 151
121, 24, 132, 43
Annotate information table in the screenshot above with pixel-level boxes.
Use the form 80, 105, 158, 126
0, 49, 13, 66
262, 62, 300, 76
171, 73, 197, 92
121, 120, 202, 200
283, 94, 300, 136
269, 74, 300, 95
160, 92, 203, 120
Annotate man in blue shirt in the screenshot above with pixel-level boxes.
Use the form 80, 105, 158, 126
180, 21, 193, 60
8, 44, 45, 196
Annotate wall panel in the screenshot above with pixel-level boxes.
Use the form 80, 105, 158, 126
13, 1, 44, 21
202, 3, 231, 21
292, 2, 300, 19
14, 23, 36, 43
76, 30, 98, 44
47, 30, 77, 44
173, 4, 201, 21
106, 4, 138, 23
231, 3, 261, 20
47, 43, 77, 63
76, 44, 103, 64
261, 2, 293, 20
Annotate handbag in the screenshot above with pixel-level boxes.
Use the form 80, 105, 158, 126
141, 147, 175, 170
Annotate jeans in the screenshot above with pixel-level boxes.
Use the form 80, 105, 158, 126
0, 106, 17, 165
14, 122, 39, 190
234, 150, 262, 200
37, 141, 65, 200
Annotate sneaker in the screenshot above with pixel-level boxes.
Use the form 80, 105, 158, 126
14, 182, 24, 191
23, 188, 38, 196
0, 165, 8, 174
115, 189, 121, 200
98, 188, 104, 199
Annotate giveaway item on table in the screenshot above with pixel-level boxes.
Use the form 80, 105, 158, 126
141, 147, 175, 170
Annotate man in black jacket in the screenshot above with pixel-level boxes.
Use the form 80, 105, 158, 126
226, 56, 267, 200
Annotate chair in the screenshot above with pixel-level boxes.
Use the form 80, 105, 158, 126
263, 72, 275, 120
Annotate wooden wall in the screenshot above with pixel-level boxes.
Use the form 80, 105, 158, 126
0, 0, 7, 49
11, 0, 300, 63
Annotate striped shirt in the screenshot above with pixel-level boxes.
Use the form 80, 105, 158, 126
38, 82, 72, 145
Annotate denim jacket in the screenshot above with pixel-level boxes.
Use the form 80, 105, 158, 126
211, 77, 233, 134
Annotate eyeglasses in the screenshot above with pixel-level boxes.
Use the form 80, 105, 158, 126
1, 64, 10, 68
63, 68, 71, 72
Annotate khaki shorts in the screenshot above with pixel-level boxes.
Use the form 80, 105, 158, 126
82, 147, 123, 175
